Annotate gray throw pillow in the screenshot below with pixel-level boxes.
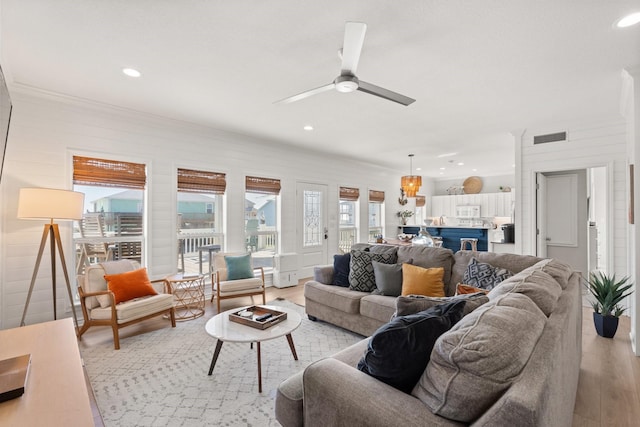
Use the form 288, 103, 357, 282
372, 261, 403, 297
348, 250, 396, 292
395, 293, 489, 318
463, 258, 513, 290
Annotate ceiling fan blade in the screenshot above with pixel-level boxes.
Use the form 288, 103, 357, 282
341, 22, 367, 76
274, 83, 335, 104
357, 80, 416, 106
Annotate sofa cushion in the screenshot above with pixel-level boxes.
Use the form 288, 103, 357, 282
396, 246, 455, 294
520, 258, 573, 290
348, 250, 397, 292
463, 258, 513, 290
357, 300, 466, 394
360, 294, 397, 324
90, 293, 174, 322
225, 253, 253, 280
401, 264, 445, 297
304, 281, 367, 315
451, 251, 542, 287
104, 268, 158, 305
333, 253, 351, 287
372, 261, 403, 296
395, 293, 489, 318
456, 284, 488, 295
412, 293, 546, 422
488, 269, 562, 316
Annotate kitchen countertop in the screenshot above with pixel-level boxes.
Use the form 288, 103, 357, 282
425, 225, 491, 229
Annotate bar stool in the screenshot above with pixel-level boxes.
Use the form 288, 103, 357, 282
460, 238, 478, 252
431, 236, 443, 248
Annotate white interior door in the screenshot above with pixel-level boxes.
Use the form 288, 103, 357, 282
537, 170, 588, 278
297, 182, 328, 278
536, 173, 548, 258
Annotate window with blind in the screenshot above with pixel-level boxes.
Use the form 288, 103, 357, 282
339, 186, 359, 253
368, 189, 385, 240
176, 168, 226, 274
245, 176, 280, 269
414, 194, 426, 226
72, 155, 146, 273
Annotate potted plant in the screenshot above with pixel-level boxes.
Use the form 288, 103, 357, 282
396, 210, 414, 225
585, 271, 634, 338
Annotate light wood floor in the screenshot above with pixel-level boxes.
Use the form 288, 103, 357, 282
79, 280, 640, 427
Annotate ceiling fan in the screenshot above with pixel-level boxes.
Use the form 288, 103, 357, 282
275, 22, 416, 106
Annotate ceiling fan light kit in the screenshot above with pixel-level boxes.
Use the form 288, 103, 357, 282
275, 22, 415, 106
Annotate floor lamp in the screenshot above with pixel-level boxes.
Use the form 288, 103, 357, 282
17, 188, 85, 331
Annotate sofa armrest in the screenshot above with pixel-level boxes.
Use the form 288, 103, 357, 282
303, 358, 464, 427
312, 264, 334, 284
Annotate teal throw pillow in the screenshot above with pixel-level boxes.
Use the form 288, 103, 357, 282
225, 254, 253, 280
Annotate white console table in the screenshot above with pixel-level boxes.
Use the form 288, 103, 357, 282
0, 318, 94, 426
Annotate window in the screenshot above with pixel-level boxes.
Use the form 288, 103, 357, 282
339, 186, 359, 252
73, 155, 146, 275
414, 195, 426, 227
177, 168, 226, 275
368, 189, 385, 241
245, 176, 280, 270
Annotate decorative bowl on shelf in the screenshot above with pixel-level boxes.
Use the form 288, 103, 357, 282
397, 234, 414, 242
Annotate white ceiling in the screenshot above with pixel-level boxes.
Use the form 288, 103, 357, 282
1, 1, 639, 178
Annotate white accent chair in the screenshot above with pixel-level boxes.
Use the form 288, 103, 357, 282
210, 252, 266, 313
77, 260, 176, 349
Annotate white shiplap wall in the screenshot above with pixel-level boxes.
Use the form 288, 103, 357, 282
0, 90, 403, 329
518, 121, 629, 274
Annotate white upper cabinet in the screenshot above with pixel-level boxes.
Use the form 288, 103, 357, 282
430, 191, 514, 218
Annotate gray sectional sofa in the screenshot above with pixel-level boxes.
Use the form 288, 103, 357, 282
275, 244, 582, 426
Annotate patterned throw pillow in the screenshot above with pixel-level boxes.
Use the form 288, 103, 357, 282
348, 250, 396, 292
463, 258, 513, 290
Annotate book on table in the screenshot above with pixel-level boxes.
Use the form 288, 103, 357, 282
0, 354, 31, 403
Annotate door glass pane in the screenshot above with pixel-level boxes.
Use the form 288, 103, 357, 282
303, 190, 322, 247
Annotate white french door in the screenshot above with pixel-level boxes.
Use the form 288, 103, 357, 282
297, 182, 328, 278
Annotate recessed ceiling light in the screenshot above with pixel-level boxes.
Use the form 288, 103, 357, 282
303, 125, 314, 131
472, 168, 477, 172
512, 164, 516, 168
122, 68, 141, 77
439, 167, 446, 170
437, 152, 457, 158
616, 12, 640, 28
457, 162, 464, 166
439, 172, 444, 175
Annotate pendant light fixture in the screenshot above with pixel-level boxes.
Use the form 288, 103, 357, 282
401, 154, 422, 197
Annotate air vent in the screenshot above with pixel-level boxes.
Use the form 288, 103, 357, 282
533, 132, 567, 145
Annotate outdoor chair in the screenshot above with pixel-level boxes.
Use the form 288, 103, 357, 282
210, 252, 265, 313
77, 260, 176, 349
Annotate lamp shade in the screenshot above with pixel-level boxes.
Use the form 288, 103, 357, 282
17, 188, 84, 221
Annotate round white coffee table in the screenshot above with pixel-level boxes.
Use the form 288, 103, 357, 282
205, 304, 302, 393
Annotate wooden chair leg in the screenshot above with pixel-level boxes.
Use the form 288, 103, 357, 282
112, 324, 121, 350
77, 322, 90, 339
261, 291, 266, 305
216, 296, 221, 314
169, 308, 176, 327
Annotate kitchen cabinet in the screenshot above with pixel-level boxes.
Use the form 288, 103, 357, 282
430, 191, 514, 218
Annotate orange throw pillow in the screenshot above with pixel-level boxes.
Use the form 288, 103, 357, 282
456, 283, 489, 295
401, 264, 445, 297
104, 268, 158, 304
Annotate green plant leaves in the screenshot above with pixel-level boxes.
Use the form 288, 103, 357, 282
584, 271, 634, 317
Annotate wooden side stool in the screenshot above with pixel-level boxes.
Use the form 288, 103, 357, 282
460, 238, 478, 251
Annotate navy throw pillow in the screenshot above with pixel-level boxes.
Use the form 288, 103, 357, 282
357, 299, 466, 394
333, 253, 351, 287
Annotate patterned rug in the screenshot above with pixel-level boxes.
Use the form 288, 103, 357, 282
80, 299, 362, 426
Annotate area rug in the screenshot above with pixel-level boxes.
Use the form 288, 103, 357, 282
80, 299, 363, 427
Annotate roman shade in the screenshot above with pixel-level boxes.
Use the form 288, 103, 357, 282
73, 156, 146, 189
178, 168, 226, 194
416, 195, 426, 207
339, 186, 359, 201
246, 176, 281, 195
368, 190, 384, 203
